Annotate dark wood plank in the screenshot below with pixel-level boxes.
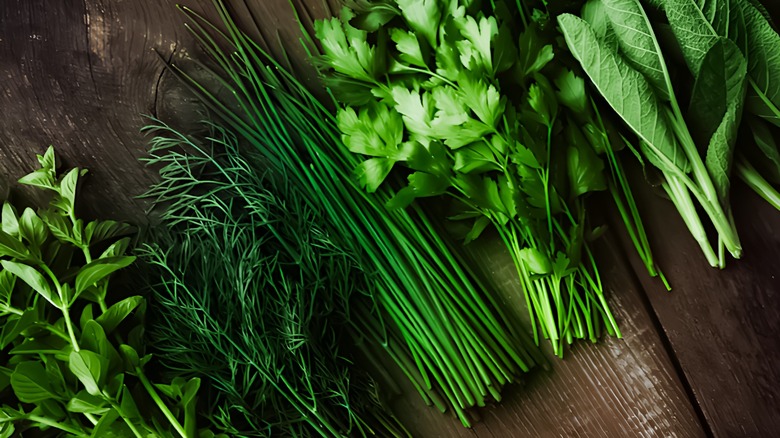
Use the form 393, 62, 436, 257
0, 0, 215, 220
390, 230, 705, 437
612, 166, 780, 437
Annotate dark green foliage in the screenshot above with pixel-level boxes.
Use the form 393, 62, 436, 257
0, 147, 214, 438
141, 122, 409, 437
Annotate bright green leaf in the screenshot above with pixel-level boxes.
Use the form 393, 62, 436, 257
0, 261, 59, 307
396, 0, 440, 48
59, 168, 79, 212
95, 296, 143, 335
18, 169, 54, 190
390, 28, 427, 67
67, 390, 110, 414
74, 256, 136, 298
19, 208, 48, 249
69, 349, 107, 396
11, 361, 59, 402
1, 203, 19, 237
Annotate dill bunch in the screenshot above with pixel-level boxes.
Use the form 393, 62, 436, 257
140, 121, 408, 437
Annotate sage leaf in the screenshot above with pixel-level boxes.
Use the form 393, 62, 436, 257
664, 0, 729, 75
741, 0, 780, 126
747, 118, 780, 183
558, 14, 689, 172
689, 37, 749, 144
601, 0, 670, 99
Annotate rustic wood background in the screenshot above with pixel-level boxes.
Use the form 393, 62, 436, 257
1, 0, 779, 436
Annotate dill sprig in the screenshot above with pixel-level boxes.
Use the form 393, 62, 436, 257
141, 121, 409, 437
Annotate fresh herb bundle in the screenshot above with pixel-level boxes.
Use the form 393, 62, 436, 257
0, 147, 215, 437
312, 0, 662, 353
156, 1, 544, 427
558, 0, 780, 266
141, 121, 408, 437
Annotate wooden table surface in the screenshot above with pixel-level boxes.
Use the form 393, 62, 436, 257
1, 1, 779, 436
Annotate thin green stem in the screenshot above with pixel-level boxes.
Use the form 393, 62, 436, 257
136, 368, 188, 438
25, 415, 85, 435
737, 155, 780, 210
107, 398, 146, 438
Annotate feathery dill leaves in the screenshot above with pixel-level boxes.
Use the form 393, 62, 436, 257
141, 121, 408, 437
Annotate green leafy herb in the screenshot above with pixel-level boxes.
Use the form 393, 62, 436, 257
158, 1, 543, 427
0, 147, 219, 438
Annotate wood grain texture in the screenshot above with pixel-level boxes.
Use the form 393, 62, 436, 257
390, 230, 706, 438
0, 0, 215, 221
612, 170, 780, 437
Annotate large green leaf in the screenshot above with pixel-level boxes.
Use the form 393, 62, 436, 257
74, 256, 136, 299
601, 0, 670, 99
688, 38, 748, 146
0, 261, 59, 307
95, 296, 143, 335
741, 0, 780, 127
558, 14, 690, 172
69, 349, 107, 396
10, 361, 59, 402
664, 0, 734, 76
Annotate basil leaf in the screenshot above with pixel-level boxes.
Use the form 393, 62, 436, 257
95, 296, 143, 335
10, 361, 58, 402
0, 261, 59, 307
67, 390, 110, 414
74, 256, 136, 299
69, 350, 107, 396
741, 0, 780, 127
1, 203, 19, 237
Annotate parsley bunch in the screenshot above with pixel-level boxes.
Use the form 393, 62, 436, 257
314, 0, 661, 354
